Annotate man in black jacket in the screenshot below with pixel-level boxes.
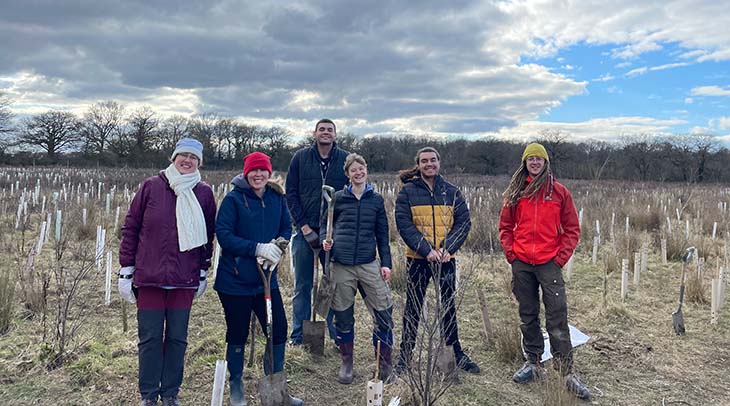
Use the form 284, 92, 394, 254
394, 146, 480, 375
286, 119, 349, 346
321, 153, 394, 384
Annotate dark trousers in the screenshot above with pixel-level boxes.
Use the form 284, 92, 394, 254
217, 289, 288, 346
136, 287, 195, 401
511, 259, 573, 373
399, 258, 462, 361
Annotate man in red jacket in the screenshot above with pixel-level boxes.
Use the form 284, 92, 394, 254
498, 143, 590, 400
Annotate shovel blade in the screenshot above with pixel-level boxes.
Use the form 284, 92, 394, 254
314, 274, 335, 319
302, 320, 325, 356
258, 371, 289, 406
436, 344, 458, 381
672, 310, 685, 335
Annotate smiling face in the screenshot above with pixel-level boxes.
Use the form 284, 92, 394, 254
246, 168, 270, 192
417, 151, 440, 180
173, 152, 200, 174
346, 162, 368, 187
525, 156, 546, 177
313, 121, 336, 146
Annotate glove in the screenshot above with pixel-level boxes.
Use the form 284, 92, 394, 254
256, 243, 282, 264
303, 230, 320, 250
194, 270, 207, 299
117, 266, 136, 304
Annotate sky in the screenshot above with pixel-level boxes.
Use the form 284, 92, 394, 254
1, 0, 729, 144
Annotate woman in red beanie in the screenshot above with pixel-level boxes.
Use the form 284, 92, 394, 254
214, 152, 304, 406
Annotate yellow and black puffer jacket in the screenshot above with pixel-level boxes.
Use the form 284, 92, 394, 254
395, 174, 471, 259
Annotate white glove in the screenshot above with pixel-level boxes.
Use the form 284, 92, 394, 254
118, 266, 136, 304
256, 243, 282, 264
194, 270, 207, 299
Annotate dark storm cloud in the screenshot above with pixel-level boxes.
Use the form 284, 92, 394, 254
0, 0, 586, 135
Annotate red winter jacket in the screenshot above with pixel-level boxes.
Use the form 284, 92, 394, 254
498, 176, 580, 267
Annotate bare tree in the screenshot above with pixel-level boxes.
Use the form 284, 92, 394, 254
81, 100, 125, 154
620, 133, 661, 181
18, 111, 81, 160
110, 107, 158, 159
154, 115, 189, 154
0, 91, 13, 135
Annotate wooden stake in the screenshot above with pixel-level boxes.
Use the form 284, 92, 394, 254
634, 252, 641, 286
661, 239, 667, 264
476, 289, 494, 347
592, 237, 599, 265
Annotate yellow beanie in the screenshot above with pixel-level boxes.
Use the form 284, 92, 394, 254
521, 143, 549, 162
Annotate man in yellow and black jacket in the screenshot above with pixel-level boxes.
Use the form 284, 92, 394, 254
393, 146, 480, 375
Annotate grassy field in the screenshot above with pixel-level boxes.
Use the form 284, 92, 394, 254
0, 167, 728, 405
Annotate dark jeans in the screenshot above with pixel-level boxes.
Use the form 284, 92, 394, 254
399, 258, 463, 361
511, 259, 573, 373
217, 289, 288, 346
136, 287, 194, 401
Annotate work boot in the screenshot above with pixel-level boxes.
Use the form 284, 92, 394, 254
338, 342, 354, 384
564, 373, 591, 400
139, 399, 157, 406
456, 352, 481, 374
226, 344, 247, 406
377, 344, 393, 383
161, 396, 181, 406
512, 361, 544, 384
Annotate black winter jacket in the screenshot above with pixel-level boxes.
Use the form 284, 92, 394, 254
321, 184, 392, 268
285, 143, 349, 229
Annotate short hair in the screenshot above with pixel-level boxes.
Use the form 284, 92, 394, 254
314, 118, 336, 133
344, 153, 367, 174
414, 146, 441, 163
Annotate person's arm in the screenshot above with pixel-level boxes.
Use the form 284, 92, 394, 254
498, 202, 517, 263
119, 180, 148, 267
285, 151, 307, 229
215, 195, 259, 258
555, 188, 580, 267
442, 188, 471, 255
395, 186, 432, 258
375, 196, 392, 269
200, 185, 217, 270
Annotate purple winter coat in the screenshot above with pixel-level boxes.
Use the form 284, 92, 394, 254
119, 171, 217, 288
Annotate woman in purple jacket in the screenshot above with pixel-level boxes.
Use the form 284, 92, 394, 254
118, 138, 217, 406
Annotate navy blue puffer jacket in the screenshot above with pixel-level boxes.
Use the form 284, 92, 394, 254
214, 175, 292, 296
321, 184, 392, 268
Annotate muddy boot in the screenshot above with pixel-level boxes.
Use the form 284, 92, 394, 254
377, 344, 393, 383
565, 373, 591, 400
338, 342, 354, 384
226, 344, 247, 406
267, 343, 304, 406
512, 360, 544, 384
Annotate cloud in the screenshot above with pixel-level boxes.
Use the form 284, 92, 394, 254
710, 117, 730, 130
593, 74, 615, 82
691, 86, 730, 96
626, 62, 690, 77
0, 0, 728, 139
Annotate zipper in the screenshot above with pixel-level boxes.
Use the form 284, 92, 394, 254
354, 196, 361, 262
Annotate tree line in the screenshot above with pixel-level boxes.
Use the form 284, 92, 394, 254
0, 94, 727, 183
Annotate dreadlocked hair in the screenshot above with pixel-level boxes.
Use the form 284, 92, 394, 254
502, 160, 553, 207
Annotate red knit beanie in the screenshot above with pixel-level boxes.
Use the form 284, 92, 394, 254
243, 151, 272, 176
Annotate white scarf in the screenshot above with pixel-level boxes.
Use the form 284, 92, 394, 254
164, 164, 208, 252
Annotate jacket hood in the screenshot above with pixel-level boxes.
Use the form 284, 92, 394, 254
231, 174, 285, 196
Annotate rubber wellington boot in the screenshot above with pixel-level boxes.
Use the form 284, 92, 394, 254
226, 344, 247, 406
338, 342, 354, 384
377, 344, 393, 383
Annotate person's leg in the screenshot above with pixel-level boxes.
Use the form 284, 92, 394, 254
330, 262, 358, 384
511, 259, 544, 383
137, 287, 166, 402
290, 231, 314, 344
218, 292, 254, 406
536, 261, 572, 374
356, 260, 395, 381
159, 289, 194, 399
439, 260, 480, 374
397, 258, 431, 370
